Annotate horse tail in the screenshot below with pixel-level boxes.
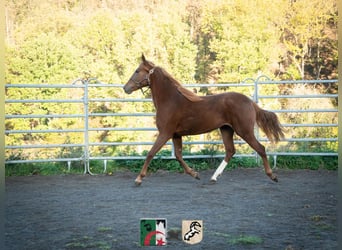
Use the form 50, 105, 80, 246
253, 102, 285, 143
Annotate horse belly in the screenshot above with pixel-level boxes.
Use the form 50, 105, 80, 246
175, 113, 225, 136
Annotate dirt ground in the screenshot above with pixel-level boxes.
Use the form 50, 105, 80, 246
5, 168, 337, 250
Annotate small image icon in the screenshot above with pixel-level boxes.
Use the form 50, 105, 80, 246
140, 218, 167, 246
182, 220, 203, 245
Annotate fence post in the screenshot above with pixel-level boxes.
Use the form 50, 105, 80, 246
254, 75, 273, 167
254, 78, 260, 164
82, 79, 92, 175
252, 75, 272, 165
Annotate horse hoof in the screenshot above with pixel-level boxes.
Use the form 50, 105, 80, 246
272, 175, 278, 182
210, 178, 217, 184
195, 172, 200, 180
135, 178, 142, 186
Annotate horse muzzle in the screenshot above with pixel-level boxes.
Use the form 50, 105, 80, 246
123, 82, 135, 94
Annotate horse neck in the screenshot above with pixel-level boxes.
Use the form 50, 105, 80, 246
149, 69, 179, 110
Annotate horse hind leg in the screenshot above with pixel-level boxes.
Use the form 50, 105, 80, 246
211, 126, 236, 182
172, 136, 200, 180
240, 132, 278, 182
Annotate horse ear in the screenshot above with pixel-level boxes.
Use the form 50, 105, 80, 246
141, 54, 146, 62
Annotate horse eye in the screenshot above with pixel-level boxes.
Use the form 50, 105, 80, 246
135, 70, 139, 73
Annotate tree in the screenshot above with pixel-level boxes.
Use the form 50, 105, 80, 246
192, 0, 285, 82
278, 0, 337, 79
6, 33, 81, 84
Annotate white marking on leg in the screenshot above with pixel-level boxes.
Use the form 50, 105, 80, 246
210, 160, 227, 181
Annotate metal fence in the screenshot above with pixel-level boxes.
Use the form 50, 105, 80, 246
5, 77, 338, 173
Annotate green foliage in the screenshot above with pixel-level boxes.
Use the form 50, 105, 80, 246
6, 32, 82, 84
6, 151, 337, 176
198, 0, 279, 82
5, 0, 337, 84
6, 162, 69, 176
275, 155, 337, 170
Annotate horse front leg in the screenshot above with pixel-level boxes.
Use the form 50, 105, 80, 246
172, 135, 200, 180
135, 133, 171, 186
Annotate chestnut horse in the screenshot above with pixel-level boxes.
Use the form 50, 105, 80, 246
124, 55, 284, 185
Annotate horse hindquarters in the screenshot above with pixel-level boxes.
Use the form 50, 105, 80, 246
221, 98, 279, 182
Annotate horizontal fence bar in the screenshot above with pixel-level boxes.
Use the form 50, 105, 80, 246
5, 129, 86, 134
5, 84, 85, 88
6, 95, 338, 104
5, 123, 337, 135
5, 158, 84, 164
6, 80, 337, 88
260, 138, 338, 142
5, 99, 83, 103
88, 127, 158, 131
89, 112, 156, 117
5, 128, 157, 134
89, 98, 152, 102
5, 144, 85, 149
259, 94, 338, 99
250, 79, 338, 85
270, 109, 337, 113
5, 109, 338, 120
282, 124, 337, 127
5, 137, 337, 150
5, 114, 85, 119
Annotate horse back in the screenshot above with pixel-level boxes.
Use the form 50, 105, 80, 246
169, 92, 255, 136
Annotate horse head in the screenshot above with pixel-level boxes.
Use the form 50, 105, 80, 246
190, 221, 201, 232
123, 54, 155, 94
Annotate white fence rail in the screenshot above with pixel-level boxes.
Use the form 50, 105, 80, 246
5, 78, 338, 173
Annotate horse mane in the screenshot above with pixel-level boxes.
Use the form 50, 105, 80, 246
156, 67, 203, 102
